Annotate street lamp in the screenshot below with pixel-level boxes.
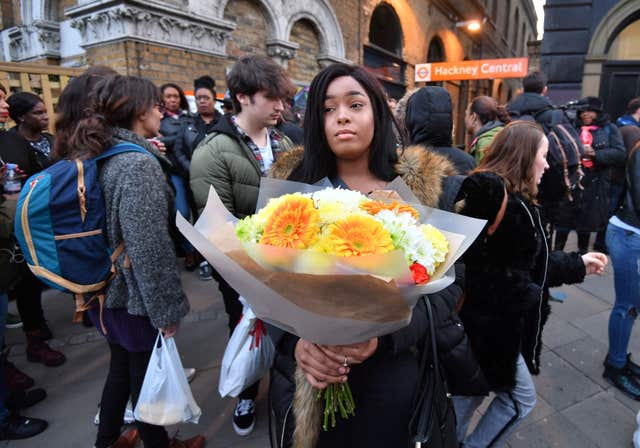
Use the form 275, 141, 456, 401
456, 18, 487, 33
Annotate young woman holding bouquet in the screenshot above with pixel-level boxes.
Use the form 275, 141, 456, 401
454, 121, 608, 447
266, 63, 482, 447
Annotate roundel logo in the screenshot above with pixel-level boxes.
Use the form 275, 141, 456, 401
416, 64, 431, 82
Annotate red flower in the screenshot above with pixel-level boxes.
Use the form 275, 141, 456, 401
410, 262, 430, 285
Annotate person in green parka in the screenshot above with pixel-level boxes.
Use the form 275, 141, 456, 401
466, 96, 511, 163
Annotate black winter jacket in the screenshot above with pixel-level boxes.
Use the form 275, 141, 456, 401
570, 117, 626, 231
160, 111, 194, 177
172, 114, 220, 178
459, 182, 586, 391
0, 127, 54, 177
507, 92, 556, 123
404, 87, 476, 174
618, 147, 640, 229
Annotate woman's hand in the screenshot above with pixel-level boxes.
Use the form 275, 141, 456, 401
320, 338, 378, 367
582, 252, 607, 275
160, 322, 179, 339
295, 339, 349, 389
583, 145, 596, 158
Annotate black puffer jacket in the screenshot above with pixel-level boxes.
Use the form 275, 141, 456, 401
0, 127, 54, 177
459, 174, 586, 391
404, 87, 476, 174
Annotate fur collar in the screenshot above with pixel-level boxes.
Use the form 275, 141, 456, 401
268, 145, 458, 207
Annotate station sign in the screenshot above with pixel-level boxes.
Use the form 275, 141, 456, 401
415, 58, 528, 82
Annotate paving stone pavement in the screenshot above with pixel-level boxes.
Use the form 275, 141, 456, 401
2, 234, 638, 447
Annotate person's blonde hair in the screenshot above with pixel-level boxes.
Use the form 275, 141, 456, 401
475, 120, 545, 202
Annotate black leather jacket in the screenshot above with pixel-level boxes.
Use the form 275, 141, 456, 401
617, 148, 640, 229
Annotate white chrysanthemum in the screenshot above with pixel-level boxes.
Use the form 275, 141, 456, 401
311, 188, 369, 227
374, 209, 440, 274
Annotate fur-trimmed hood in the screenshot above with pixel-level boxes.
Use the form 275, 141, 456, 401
269, 145, 458, 208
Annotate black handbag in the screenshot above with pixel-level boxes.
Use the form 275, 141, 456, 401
408, 296, 459, 448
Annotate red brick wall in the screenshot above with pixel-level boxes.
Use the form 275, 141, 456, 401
223, 0, 268, 62
287, 19, 321, 85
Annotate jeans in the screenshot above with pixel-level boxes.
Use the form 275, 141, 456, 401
0, 293, 8, 424
211, 269, 259, 401
605, 223, 640, 368
170, 174, 194, 253
554, 227, 590, 253
454, 354, 536, 447
95, 343, 169, 448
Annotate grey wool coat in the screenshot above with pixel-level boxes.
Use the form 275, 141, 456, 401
99, 129, 190, 329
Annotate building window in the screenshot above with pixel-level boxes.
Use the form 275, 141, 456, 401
364, 3, 405, 98
368, 3, 403, 56
609, 19, 640, 60
427, 36, 445, 63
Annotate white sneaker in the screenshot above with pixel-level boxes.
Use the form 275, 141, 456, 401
184, 367, 196, 383
232, 399, 255, 436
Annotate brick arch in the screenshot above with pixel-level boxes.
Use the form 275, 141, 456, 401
219, 0, 281, 40
287, 18, 321, 84
582, 0, 640, 96
284, 2, 346, 60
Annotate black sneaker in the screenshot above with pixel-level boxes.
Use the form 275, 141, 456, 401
603, 363, 640, 400
6, 388, 47, 411
199, 261, 213, 281
0, 414, 47, 440
5, 313, 22, 329
232, 399, 255, 436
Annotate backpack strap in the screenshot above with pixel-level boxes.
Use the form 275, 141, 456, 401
555, 125, 585, 191
95, 142, 151, 161
548, 130, 574, 201
73, 240, 127, 334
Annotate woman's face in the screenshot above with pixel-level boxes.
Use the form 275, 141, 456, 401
21, 101, 49, 132
323, 76, 374, 161
138, 103, 163, 138
533, 135, 550, 184
464, 105, 478, 133
0, 90, 9, 124
162, 87, 181, 113
195, 87, 215, 116
580, 110, 597, 125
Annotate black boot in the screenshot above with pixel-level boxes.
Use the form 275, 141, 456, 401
625, 354, 640, 378
0, 413, 47, 440
603, 361, 640, 400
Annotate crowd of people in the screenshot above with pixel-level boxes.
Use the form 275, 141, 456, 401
0, 56, 638, 448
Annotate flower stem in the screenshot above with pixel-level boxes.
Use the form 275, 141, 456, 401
318, 382, 356, 431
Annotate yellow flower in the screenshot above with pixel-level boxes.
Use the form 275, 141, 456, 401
360, 200, 420, 220
322, 215, 394, 257
421, 224, 449, 263
259, 195, 320, 249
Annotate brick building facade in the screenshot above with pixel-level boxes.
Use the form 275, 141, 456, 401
0, 0, 536, 140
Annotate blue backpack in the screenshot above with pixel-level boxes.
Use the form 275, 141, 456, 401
14, 143, 151, 330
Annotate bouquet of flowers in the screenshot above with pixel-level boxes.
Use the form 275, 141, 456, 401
177, 178, 486, 432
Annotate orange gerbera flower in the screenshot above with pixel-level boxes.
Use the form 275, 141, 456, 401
260, 196, 320, 249
360, 200, 419, 219
324, 215, 394, 257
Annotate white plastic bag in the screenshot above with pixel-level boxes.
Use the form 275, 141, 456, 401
219, 299, 275, 397
134, 332, 202, 425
